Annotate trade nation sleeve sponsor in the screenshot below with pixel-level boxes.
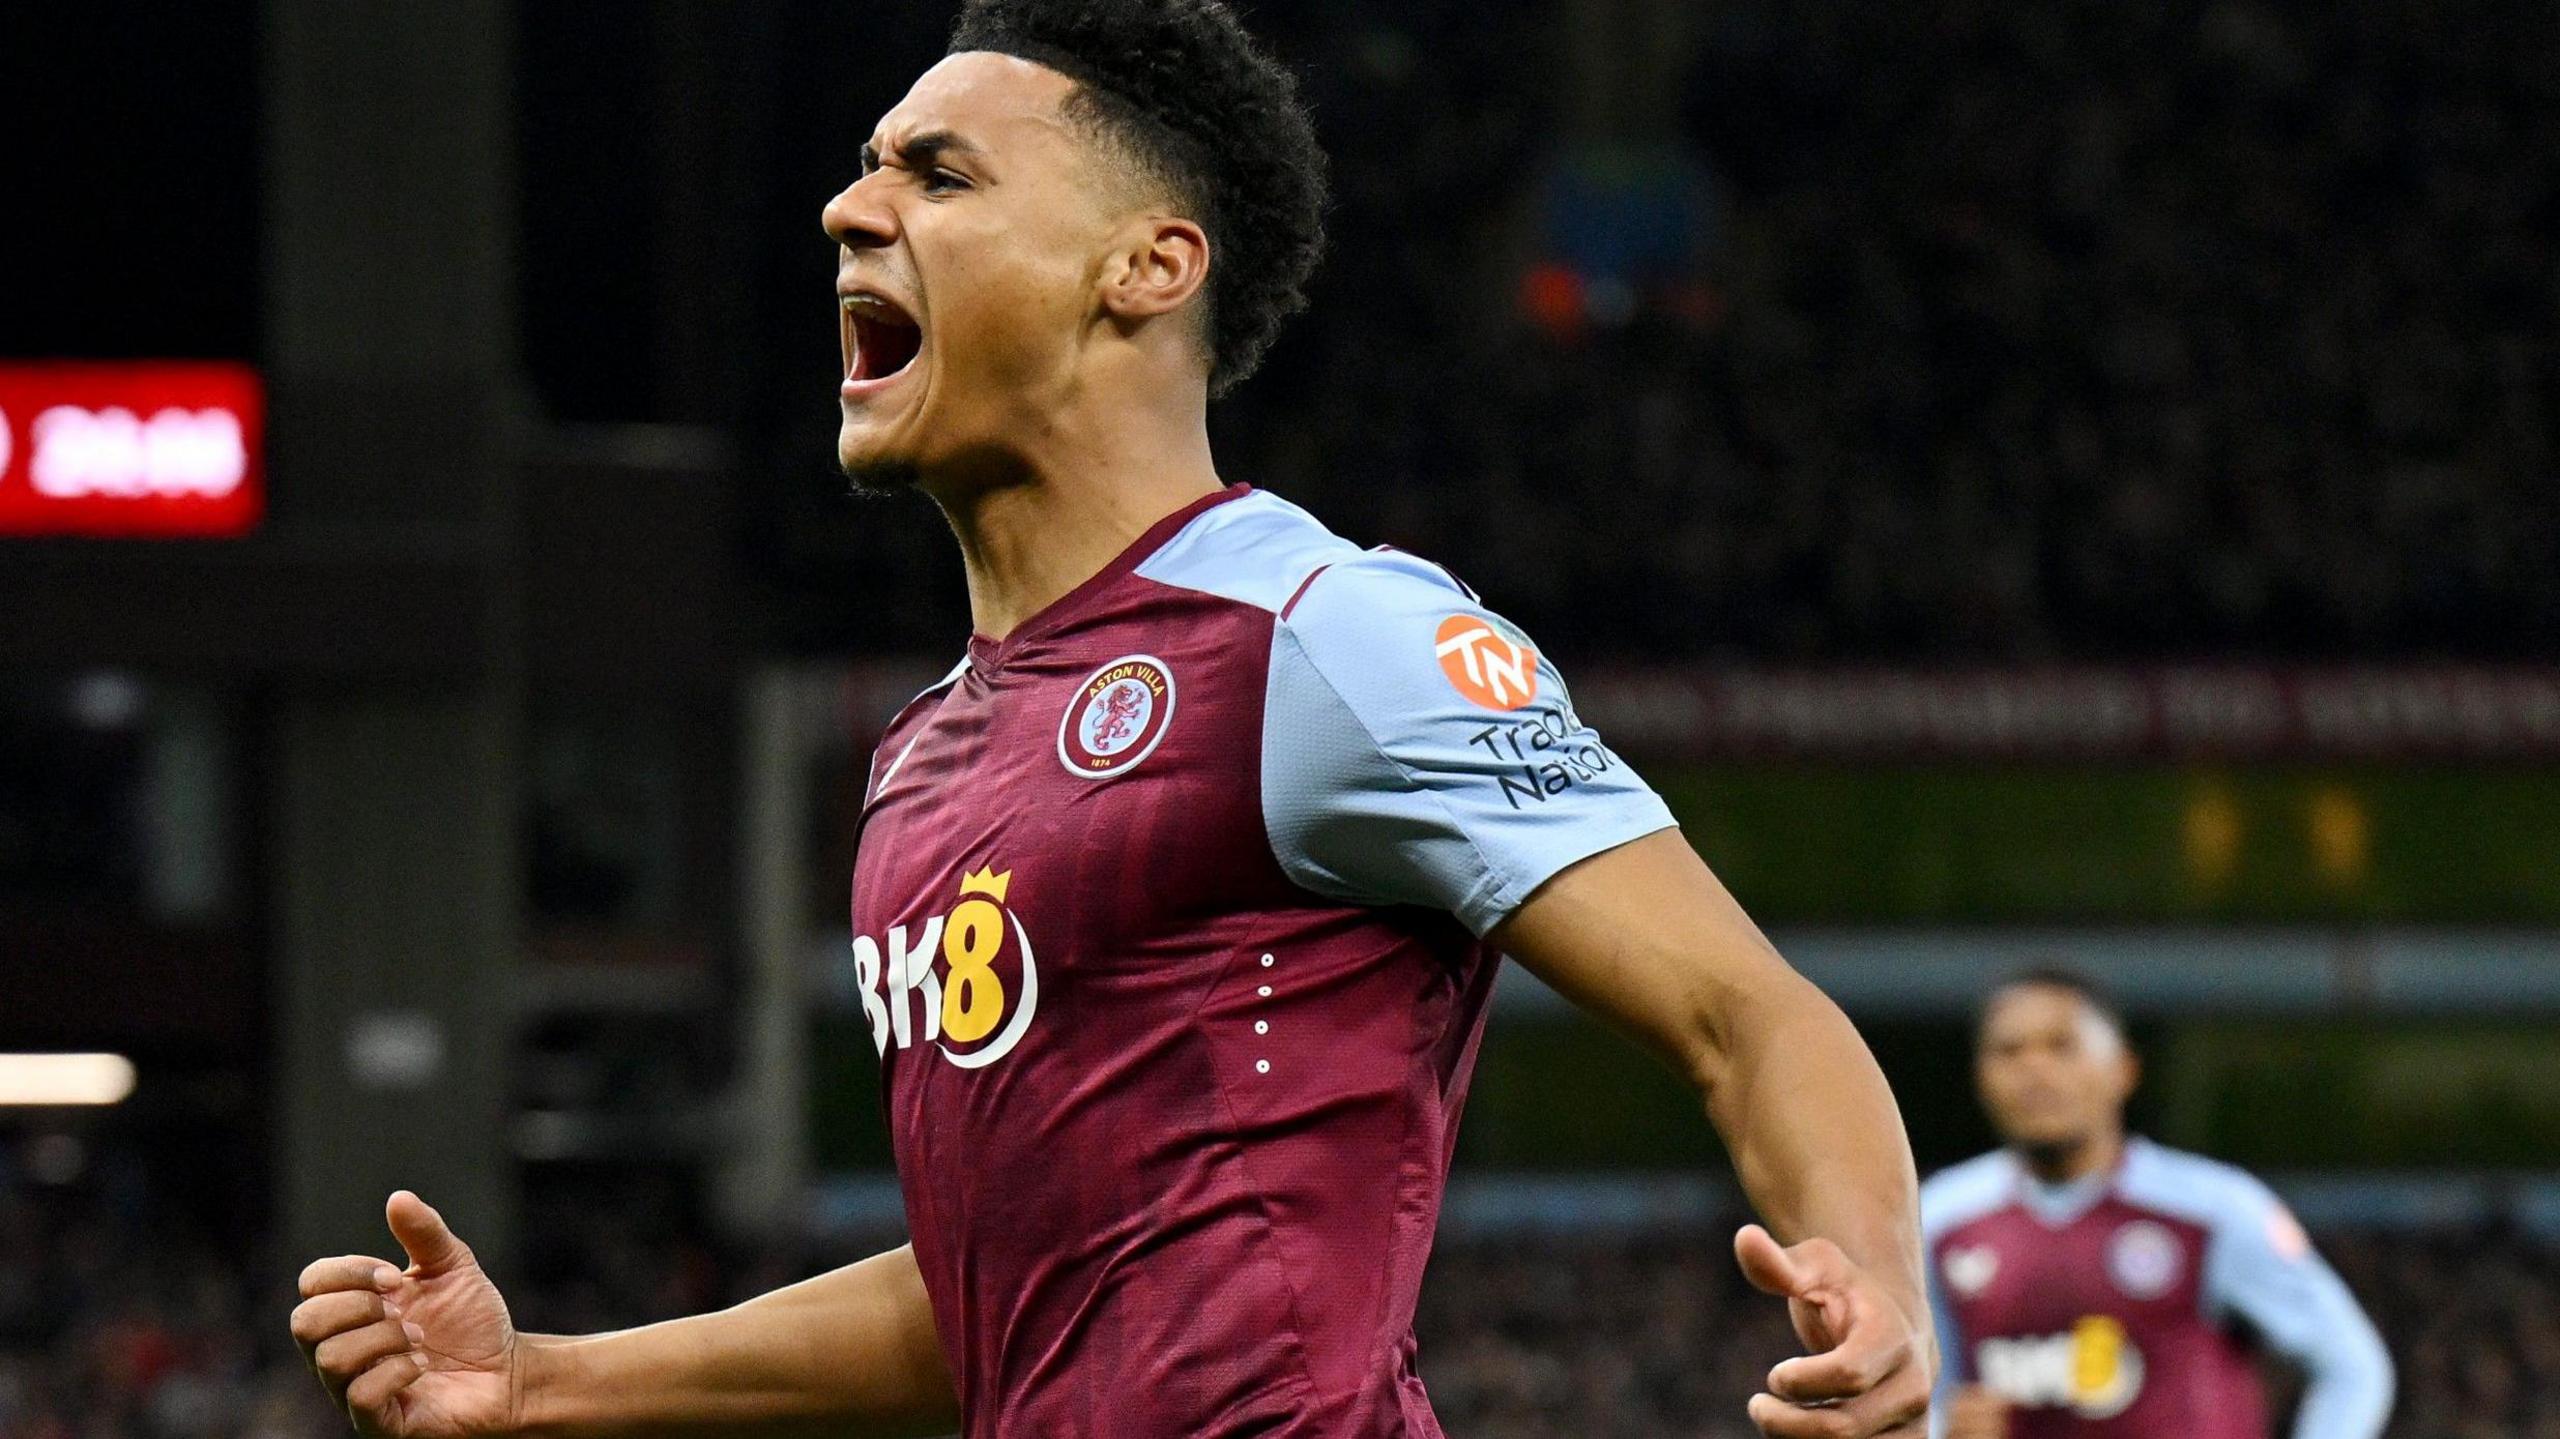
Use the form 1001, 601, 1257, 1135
1260, 545, 1679, 936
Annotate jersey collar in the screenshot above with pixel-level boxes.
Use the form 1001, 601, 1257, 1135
964, 483, 1253, 672
2010, 1135, 2148, 1228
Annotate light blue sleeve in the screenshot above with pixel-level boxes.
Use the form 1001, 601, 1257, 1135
1917, 1165, 1990, 1439
2202, 1179, 2395, 1439
1260, 550, 1678, 935
1925, 1278, 1966, 1439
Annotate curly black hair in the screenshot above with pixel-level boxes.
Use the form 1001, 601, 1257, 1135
948, 0, 1329, 398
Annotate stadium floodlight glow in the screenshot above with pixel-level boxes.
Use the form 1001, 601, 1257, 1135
0, 1053, 139, 1106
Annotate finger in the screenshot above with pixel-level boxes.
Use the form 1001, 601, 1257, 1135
386, 1189, 473, 1275
299, 1254, 405, 1299
1735, 1224, 1807, 1298
1749, 1228, 1855, 1292
344, 1351, 425, 1420
1769, 1311, 1909, 1402
1748, 1367, 1931, 1439
289, 1290, 390, 1353
315, 1318, 424, 1385
1747, 1392, 1856, 1439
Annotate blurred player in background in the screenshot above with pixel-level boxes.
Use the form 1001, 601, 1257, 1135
1923, 970, 2393, 1438
288, 0, 1935, 1435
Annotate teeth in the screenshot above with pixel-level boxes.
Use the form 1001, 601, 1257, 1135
841, 292, 905, 319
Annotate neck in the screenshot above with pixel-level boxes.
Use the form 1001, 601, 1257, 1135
927, 390, 1222, 641
2014, 1127, 2124, 1187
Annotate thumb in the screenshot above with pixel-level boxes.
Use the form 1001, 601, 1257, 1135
386, 1190, 474, 1274
1734, 1223, 1806, 1299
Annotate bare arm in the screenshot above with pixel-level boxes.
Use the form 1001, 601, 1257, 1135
290, 1193, 954, 1439
518, 1244, 957, 1439
1489, 828, 1931, 1437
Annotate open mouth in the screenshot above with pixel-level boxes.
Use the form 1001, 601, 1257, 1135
841, 290, 924, 386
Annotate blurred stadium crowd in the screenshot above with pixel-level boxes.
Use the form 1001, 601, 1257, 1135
5, 1149, 2557, 1438
1197, 0, 2560, 663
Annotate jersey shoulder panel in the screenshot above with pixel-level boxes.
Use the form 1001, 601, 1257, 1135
1132, 487, 1365, 613
1922, 1150, 2020, 1244
2122, 1142, 2387, 1411
1261, 544, 1677, 935
2115, 1138, 2277, 1234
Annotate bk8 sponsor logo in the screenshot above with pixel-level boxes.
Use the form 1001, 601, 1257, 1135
1974, 1316, 2145, 1419
853, 866, 1040, 1069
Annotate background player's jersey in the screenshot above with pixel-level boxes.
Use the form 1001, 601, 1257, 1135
849, 485, 1676, 1438
1922, 1137, 2393, 1439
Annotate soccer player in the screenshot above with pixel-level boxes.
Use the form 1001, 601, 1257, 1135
1923, 971, 2393, 1439
288, 2, 1933, 1434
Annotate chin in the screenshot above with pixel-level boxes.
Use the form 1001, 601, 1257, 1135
2009, 1131, 2095, 1166
835, 408, 926, 490
838, 446, 922, 496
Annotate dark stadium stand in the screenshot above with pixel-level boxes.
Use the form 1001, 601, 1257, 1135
785, 0, 2559, 663
1278, 0, 2559, 663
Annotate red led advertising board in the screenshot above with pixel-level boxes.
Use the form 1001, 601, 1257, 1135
0, 362, 264, 538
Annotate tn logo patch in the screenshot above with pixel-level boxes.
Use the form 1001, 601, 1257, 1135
1435, 614, 1539, 710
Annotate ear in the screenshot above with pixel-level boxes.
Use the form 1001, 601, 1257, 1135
2114, 1047, 2142, 1101
1099, 215, 1210, 323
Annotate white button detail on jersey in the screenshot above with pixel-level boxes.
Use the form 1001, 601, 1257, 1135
1257, 985, 1272, 998
1255, 1059, 1271, 1074
1260, 953, 1275, 967
1254, 1020, 1269, 1035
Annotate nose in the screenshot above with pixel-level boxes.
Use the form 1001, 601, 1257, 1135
823, 172, 897, 252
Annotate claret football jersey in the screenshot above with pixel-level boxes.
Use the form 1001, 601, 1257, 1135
847, 483, 1676, 1437
1922, 1137, 2393, 1439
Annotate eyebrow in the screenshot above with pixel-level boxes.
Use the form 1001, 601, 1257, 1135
859, 129, 987, 176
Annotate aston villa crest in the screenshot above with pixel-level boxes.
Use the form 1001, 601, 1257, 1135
1058, 654, 1176, 779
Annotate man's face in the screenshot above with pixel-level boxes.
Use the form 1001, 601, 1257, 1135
1974, 984, 2137, 1156
821, 53, 1130, 491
